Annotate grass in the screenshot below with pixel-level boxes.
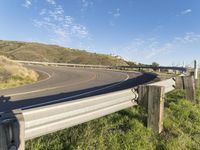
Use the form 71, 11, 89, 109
0, 40, 128, 66
26, 106, 156, 150
196, 81, 200, 103
0, 55, 38, 89
25, 76, 200, 150
158, 89, 200, 150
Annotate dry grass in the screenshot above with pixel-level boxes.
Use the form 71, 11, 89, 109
0, 40, 128, 66
0, 55, 38, 89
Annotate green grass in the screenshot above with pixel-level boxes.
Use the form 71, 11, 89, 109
25, 77, 200, 150
26, 106, 156, 150
196, 80, 200, 103
0, 55, 38, 89
158, 89, 200, 150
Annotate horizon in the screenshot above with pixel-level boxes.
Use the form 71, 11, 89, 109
0, 0, 200, 65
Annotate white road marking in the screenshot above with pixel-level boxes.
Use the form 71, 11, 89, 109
33, 69, 52, 83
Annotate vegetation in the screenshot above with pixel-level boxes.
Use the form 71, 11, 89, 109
158, 89, 200, 150
125, 61, 137, 66
152, 62, 160, 67
25, 77, 200, 150
0, 55, 38, 89
0, 40, 128, 66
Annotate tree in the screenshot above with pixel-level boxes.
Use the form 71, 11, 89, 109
152, 62, 159, 71
152, 62, 159, 67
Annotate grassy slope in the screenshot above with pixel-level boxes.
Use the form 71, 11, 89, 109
0, 55, 38, 89
26, 77, 200, 150
0, 40, 128, 66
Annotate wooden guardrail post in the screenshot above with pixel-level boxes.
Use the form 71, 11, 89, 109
0, 110, 25, 150
138, 85, 148, 110
147, 85, 164, 133
183, 76, 196, 103
176, 75, 196, 102
175, 76, 184, 89
138, 85, 164, 133
194, 60, 199, 89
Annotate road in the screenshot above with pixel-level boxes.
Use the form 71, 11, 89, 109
0, 65, 157, 112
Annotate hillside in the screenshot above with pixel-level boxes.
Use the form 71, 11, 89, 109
0, 55, 38, 89
0, 40, 128, 66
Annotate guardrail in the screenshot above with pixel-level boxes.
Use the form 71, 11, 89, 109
14, 60, 187, 73
117, 66, 187, 72
14, 60, 110, 69
0, 76, 179, 150
0, 60, 198, 150
23, 88, 138, 140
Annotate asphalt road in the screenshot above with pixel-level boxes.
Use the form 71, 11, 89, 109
0, 65, 157, 112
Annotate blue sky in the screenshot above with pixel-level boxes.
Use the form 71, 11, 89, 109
0, 0, 200, 65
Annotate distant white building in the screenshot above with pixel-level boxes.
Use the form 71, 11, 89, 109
110, 54, 123, 59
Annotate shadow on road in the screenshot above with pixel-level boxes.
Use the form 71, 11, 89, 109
0, 95, 11, 103
0, 73, 157, 112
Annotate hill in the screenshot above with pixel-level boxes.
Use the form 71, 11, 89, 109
0, 40, 128, 66
0, 55, 38, 89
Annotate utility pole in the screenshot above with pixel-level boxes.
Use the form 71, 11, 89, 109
183, 61, 185, 68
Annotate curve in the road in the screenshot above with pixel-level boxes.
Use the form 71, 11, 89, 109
0, 65, 157, 112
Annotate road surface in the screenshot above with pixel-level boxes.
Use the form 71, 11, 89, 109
0, 65, 157, 112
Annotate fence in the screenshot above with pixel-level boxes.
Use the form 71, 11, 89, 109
0, 60, 198, 150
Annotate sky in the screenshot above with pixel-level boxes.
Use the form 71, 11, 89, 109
0, 0, 200, 65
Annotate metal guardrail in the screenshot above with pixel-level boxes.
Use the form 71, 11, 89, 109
117, 66, 187, 72
149, 78, 176, 93
23, 88, 138, 140
14, 60, 110, 69
22, 77, 177, 140
14, 60, 187, 73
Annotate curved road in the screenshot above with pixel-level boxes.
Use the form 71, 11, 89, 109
0, 65, 157, 112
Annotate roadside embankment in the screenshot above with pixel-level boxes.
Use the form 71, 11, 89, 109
0, 55, 38, 89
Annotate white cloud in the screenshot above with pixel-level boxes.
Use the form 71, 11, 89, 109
181, 9, 192, 15
122, 32, 200, 61
113, 8, 121, 18
81, 0, 94, 11
48, 5, 65, 21
33, 4, 89, 45
72, 25, 88, 37
39, 9, 47, 15
46, 0, 56, 5
109, 8, 121, 18
123, 38, 169, 59
22, 0, 32, 8
174, 32, 200, 43
108, 8, 121, 26
54, 28, 67, 39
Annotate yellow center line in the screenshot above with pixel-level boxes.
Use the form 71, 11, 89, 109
6, 73, 97, 97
